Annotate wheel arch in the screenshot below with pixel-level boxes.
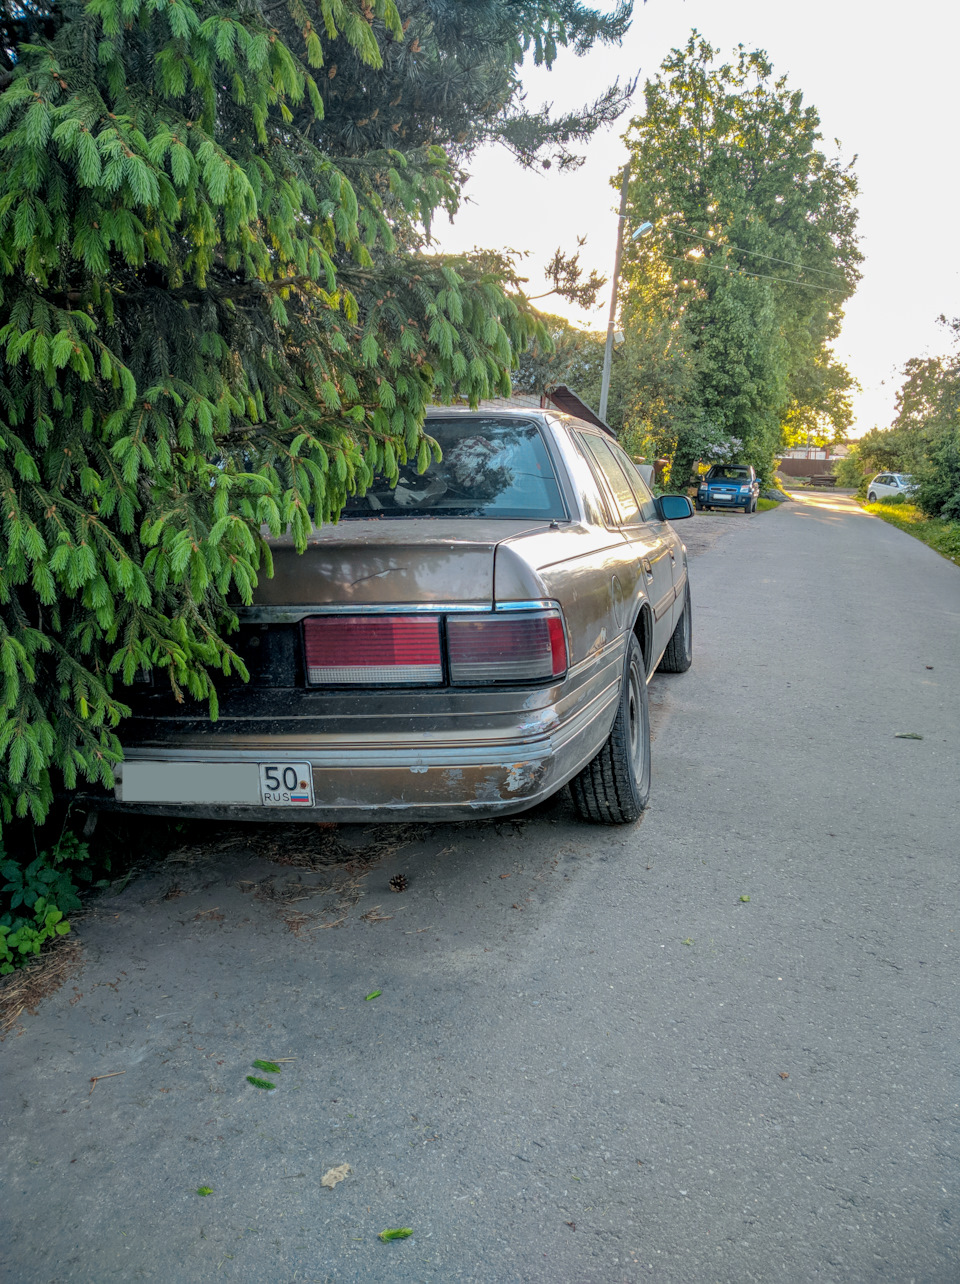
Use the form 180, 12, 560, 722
631, 602, 655, 678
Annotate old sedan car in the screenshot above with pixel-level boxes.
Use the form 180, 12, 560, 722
101, 410, 694, 826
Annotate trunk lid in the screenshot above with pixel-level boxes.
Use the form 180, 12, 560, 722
254, 517, 550, 608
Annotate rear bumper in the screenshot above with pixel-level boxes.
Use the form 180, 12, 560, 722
83, 663, 623, 823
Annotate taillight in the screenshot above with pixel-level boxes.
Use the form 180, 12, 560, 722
447, 610, 567, 685
303, 616, 442, 685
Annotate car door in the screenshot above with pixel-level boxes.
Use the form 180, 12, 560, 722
577, 432, 677, 658
605, 437, 683, 631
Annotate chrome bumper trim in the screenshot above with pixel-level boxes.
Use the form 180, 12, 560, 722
119, 684, 617, 773
234, 598, 559, 624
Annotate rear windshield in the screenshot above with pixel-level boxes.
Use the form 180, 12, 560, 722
706, 466, 751, 480
339, 418, 566, 520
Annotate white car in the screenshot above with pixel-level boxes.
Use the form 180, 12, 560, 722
867, 473, 916, 502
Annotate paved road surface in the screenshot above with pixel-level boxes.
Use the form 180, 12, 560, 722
3, 493, 958, 1282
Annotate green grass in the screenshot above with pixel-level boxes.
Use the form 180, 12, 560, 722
757, 497, 780, 512
863, 502, 960, 564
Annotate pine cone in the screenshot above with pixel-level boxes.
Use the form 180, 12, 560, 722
389, 873, 408, 893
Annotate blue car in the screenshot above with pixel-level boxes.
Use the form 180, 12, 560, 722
696, 464, 759, 514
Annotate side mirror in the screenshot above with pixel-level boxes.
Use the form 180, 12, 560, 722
656, 494, 695, 521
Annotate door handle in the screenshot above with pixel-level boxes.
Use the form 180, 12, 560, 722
641, 558, 653, 577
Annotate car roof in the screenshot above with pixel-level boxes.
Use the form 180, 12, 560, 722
425, 406, 618, 439
426, 406, 545, 420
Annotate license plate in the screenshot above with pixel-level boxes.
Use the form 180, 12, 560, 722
713, 494, 732, 500
259, 762, 315, 806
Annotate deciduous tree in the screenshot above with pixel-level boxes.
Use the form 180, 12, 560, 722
619, 33, 861, 483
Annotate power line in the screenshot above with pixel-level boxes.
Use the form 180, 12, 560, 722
663, 224, 848, 282
655, 252, 842, 293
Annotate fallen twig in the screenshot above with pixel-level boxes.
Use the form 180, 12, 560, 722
360, 905, 393, 923
89, 1071, 125, 1095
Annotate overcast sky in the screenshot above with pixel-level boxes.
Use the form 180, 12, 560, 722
430, 0, 960, 437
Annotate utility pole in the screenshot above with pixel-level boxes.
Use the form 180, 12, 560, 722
598, 163, 631, 425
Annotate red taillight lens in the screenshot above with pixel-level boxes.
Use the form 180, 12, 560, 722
447, 611, 568, 685
304, 616, 442, 685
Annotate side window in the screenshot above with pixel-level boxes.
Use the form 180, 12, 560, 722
567, 433, 613, 526
579, 434, 642, 526
608, 440, 659, 522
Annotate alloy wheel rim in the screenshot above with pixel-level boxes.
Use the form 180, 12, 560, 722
628, 659, 645, 775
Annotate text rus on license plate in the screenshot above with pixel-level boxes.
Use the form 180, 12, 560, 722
259, 762, 315, 806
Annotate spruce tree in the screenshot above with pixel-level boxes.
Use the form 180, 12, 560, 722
0, 0, 634, 824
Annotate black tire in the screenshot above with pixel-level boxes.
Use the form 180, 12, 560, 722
570, 633, 651, 824
743, 501, 751, 513
695, 501, 704, 512
658, 581, 693, 673
867, 491, 877, 502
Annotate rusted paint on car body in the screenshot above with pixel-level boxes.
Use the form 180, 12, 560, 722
90, 410, 692, 823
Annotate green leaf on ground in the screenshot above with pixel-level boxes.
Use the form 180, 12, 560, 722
246, 1076, 276, 1090
197, 1186, 213, 1196
364, 990, 382, 1001
378, 1227, 413, 1241
739, 895, 751, 902
252, 1060, 282, 1073
681, 938, 694, 946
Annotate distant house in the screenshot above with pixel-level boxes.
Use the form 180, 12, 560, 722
780, 446, 832, 460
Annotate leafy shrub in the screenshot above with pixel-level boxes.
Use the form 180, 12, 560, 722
0, 899, 71, 974
834, 449, 868, 489
0, 830, 101, 973
914, 424, 960, 519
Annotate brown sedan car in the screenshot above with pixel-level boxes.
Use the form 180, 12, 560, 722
102, 409, 694, 825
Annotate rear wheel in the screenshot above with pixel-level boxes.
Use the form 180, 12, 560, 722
868, 491, 877, 502
658, 582, 693, 674
570, 634, 651, 824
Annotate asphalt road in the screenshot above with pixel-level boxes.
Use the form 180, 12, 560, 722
3, 492, 958, 1282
